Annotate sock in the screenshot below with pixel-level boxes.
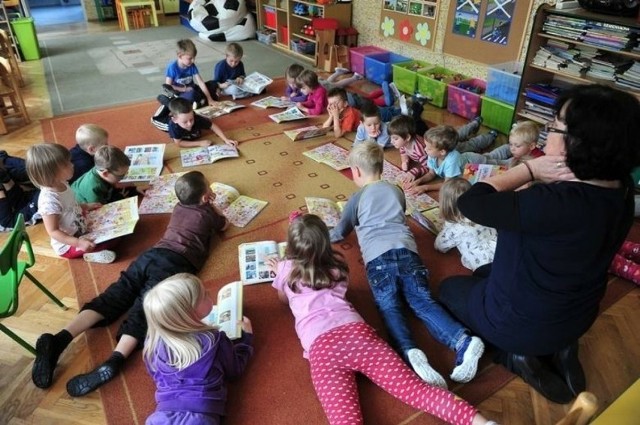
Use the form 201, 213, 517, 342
450, 335, 485, 383
609, 254, 640, 285
66, 352, 125, 397
619, 241, 640, 262
32, 329, 73, 389
382, 81, 394, 107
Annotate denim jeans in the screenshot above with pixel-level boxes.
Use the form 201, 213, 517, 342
365, 248, 468, 356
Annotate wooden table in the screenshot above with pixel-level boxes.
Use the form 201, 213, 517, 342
117, 0, 158, 31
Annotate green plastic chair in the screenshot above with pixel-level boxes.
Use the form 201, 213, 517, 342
0, 214, 67, 355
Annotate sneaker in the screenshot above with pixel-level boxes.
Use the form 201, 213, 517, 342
412, 92, 430, 104
156, 94, 171, 106
450, 336, 485, 383
382, 81, 394, 107
334, 67, 350, 74
389, 82, 402, 102
407, 348, 448, 389
489, 129, 499, 139
470, 116, 483, 135
399, 95, 409, 116
162, 83, 179, 97
353, 72, 364, 80
83, 250, 116, 264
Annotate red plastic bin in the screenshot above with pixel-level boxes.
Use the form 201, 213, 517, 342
279, 25, 288, 45
349, 46, 387, 75
447, 78, 486, 120
264, 7, 276, 28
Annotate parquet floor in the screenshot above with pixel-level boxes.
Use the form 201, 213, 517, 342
1, 17, 639, 425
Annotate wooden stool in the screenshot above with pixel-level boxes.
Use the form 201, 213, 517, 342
0, 56, 29, 134
0, 29, 23, 87
116, 0, 158, 31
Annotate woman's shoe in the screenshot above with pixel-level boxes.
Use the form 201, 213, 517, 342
551, 342, 586, 396
502, 353, 574, 404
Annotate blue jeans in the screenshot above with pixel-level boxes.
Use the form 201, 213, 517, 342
365, 248, 467, 356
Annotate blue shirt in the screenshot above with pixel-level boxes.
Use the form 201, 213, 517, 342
427, 150, 464, 179
354, 121, 391, 148
213, 59, 246, 83
165, 60, 199, 88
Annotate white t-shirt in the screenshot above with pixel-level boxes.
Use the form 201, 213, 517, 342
435, 218, 497, 271
37, 184, 86, 255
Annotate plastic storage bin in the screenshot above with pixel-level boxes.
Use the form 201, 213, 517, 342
11, 17, 40, 61
481, 96, 515, 135
416, 66, 466, 108
257, 29, 277, 45
485, 61, 523, 105
392, 60, 432, 95
279, 25, 289, 45
349, 46, 387, 75
364, 52, 411, 85
264, 6, 276, 28
291, 40, 315, 55
447, 78, 486, 120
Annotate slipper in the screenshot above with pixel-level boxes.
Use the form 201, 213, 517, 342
334, 67, 350, 74
83, 250, 116, 264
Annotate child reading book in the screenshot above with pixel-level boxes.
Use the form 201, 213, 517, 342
168, 98, 238, 149
282, 63, 307, 103
164, 39, 217, 108
388, 115, 428, 180
353, 101, 391, 148
266, 213, 495, 425
143, 273, 253, 424
435, 178, 497, 275
295, 69, 328, 116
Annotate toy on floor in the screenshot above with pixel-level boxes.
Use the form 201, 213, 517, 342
189, 0, 256, 42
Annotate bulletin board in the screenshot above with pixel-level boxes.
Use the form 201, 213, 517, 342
379, 0, 440, 50
443, 0, 534, 64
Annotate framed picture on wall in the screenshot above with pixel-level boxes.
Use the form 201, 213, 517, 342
379, 0, 439, 49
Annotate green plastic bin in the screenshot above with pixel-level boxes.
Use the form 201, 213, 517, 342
416, 66, 467, 108
11, 17, 40, 61
481, 96, 515, 135
391, 60, 432, 95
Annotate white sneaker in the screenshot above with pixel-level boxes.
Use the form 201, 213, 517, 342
83, 250, 116, 264
406, 348, 447, 389
389, 82, 402, 102
334, 67, 350, 74
353, 72, 364, 80
399, 95, 408, 116
450, 336, 485, 383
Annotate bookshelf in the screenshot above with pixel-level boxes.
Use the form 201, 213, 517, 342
256, 0, 351, 62
516, 4, 640, 125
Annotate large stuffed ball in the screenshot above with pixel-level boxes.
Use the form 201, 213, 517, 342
188, 0, 247, 34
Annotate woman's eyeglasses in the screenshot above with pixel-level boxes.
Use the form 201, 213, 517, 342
544, 121, 568, 135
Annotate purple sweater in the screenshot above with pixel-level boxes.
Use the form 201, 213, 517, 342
146, 331, 253, 416
285, 84, 307, 103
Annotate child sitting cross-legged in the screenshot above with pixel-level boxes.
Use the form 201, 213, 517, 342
31, 171, 230, 397
295, 69, 328, 116
353, 101, 391, 148
435, 178, 497, 276
213, 42, 252, 100
330, 142, 485, 388
71, 145, 140, 205
163, 39, 217, 108
388, 115, 428, 181
168, 97, 238, 148
266, 213, 496, 425
143, 273, 253, 424
322, 87, 361, 138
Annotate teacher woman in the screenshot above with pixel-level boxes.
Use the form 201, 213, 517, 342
438, 85, 640, 404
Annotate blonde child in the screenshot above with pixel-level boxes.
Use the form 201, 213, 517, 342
168, 97, 238, 148
322, 87, 361, 138
31, 171, 230, 396
71, 124, 109, 183
266, 213, 495, 425
282, 63, 307, 103
462, 121, 543, 168
25, 143, 116, 264
213, 42, 252, 100
405, 125, 464, 194
388, 115, 428, 180
330, 142, 485, 388
164, 39, 217, 108
353, 101, 391, 148
143, 273, 253, 424
295, 69, 328, 116
435, 178, 497, 275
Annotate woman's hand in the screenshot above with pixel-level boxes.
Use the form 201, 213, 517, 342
527, 155, 575, 183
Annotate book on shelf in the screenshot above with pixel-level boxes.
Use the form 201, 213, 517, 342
250, 96, 295, 109
120, 143, 166, 183
83, 196, 139, 243
202, 281, 244, 339
411, 207, 444, 235
305, 197, 347, 228
302, 143, 350, 170
210, 182, 268, 228
233, 71, 273, 95
138, 172, 186, 215
238, 240, 287, 285
269, 106, 307, 123
463, 163, 509, 184
284, 125, 330, 141
180, 145, 239, 167
195, 101, 245, 119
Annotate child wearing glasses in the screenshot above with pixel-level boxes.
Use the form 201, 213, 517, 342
72, 145, 140, 205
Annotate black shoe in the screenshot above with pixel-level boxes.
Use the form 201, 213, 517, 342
502, 353, 574, 404
32, 333, 59, 389
162, 83, 179, 97
66, 362, 119, 397
551, 342, 586, 396
157, 94, 171, 106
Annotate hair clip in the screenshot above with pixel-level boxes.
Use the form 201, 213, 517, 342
289, 210, 304, 223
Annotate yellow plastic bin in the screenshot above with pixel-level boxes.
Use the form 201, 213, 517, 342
11, 17, 41, 61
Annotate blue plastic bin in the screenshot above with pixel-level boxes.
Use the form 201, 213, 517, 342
485, 61, 523, 105
364, 52, 411, 85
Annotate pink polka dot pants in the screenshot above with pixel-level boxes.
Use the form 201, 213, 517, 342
308, 322, 477, 425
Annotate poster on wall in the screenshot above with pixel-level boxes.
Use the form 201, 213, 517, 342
452, 0, 482, 39
380, 0, 439, 49
481, 0, 517, 45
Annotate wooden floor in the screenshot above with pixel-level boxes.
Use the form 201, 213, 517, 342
1, 18, 639, 425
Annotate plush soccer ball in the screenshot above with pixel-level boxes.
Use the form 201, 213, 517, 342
189, 0, 256, 41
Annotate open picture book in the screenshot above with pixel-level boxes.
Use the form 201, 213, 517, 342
211, 182, 268, 228
84, 196, 139, 243
379, 160, 438, 215
302, 143, 350, 171
305, 197, 347, 228
250, 96, 294, 109
411, 207, 444, 235
238, 240, 287, 285
233, 71, 273, 95
195, 101, 245, 119
284, 125, 330, 141
269, 106, 307, 123
180, 145, 239, 167
202, 281, 243, 339
138, 172, 186, 215
120, 143, 165, 183
463, 163, 508, 184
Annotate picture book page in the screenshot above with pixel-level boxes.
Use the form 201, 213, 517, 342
411, 207, 444, 235
269, 106, 307, 123
139, 172, 186, 215
251, 96, 294, 109
236, 72, 273, 94
202, 281, 243, 339
302, 143, 350, 170
195, 101, 245, 119
463, 163, 508, 184
284, 125, 330, 141
305, 197, 347, 228
83, 197, 139, 243
180, 145, 239, 167
223, 196, 268, 228
121, 144, 166, 183
238, 241, 285, 284
210, 182, 241, 210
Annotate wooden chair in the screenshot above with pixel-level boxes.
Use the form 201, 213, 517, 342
0, 56, 29, 134
0, 28, 23, 87
555, 392, 598, 425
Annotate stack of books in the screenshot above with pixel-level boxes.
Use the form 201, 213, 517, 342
532, 42, 590, 77
615, 61, 640, 91
522, 83, 564, 122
